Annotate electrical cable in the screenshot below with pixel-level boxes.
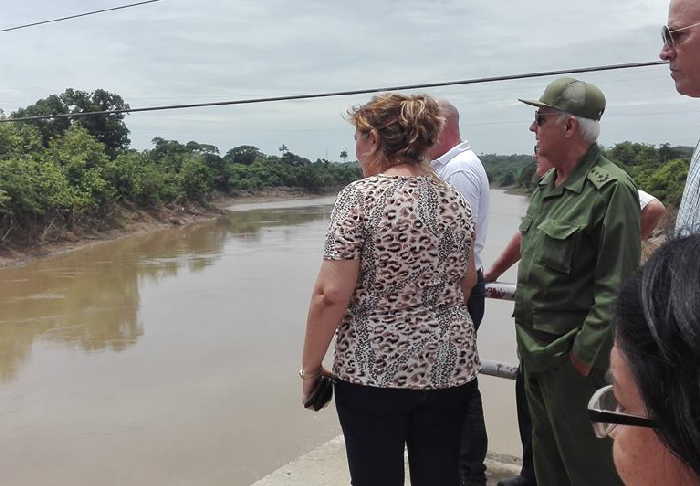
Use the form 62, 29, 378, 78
0, 60, 668, 123
2, 0, 161, 32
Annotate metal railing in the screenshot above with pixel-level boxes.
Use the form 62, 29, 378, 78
485, 282, 516, 301
478, 282, 518, 380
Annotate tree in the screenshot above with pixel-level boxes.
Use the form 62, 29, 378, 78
44, 126, 114, 209
637, 158, 689, 207
185, 141, 219, 155
13, 88, 131, 156
278, 144, 289, 155
0, 122, 43, 159
179, 155, 214, 201
340, 150, 348, 162
224, 145, 262, 166
658, 143, 673, 164
281, 150, 311, 166
149, 137, 190, 170
11, 95, 70, 146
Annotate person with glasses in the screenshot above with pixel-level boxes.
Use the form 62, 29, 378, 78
487, 150, 665, 486
512, 77, 641, 486
588, 235, 700, 485
660, 0, 700, 235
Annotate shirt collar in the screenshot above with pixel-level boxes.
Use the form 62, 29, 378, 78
431, 140, 472, 169
540, 144, 600, 197
563, 144, 600, 194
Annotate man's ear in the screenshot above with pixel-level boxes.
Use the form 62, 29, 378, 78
563, 116, 578, 139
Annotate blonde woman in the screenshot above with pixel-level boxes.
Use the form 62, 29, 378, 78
300, 93, 480, 486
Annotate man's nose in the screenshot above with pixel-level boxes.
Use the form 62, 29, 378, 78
660, 42, 675, 61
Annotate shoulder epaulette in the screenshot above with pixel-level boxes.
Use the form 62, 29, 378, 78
587, 165, 615, 190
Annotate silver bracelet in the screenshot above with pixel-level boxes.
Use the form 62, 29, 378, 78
298, 368, 321, 380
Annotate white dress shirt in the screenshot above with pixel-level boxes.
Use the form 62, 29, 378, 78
431, 141, 490, 270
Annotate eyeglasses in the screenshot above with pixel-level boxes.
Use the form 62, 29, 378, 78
534, 111, 562, 127
587, 385, 656, 439
662, 21, 700, 47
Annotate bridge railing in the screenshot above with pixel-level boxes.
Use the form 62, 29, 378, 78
479, 282, 518, 380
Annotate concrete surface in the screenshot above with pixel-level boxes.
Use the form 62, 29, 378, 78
251, 435, 522, 485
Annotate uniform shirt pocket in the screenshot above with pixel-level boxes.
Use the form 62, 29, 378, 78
536, 220, 583, 274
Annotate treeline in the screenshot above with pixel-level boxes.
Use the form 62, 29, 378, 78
480, 154, 534, 188
0, 89, 360, 246
482, 142, 693, 207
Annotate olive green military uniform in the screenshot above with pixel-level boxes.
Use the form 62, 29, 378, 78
514, 144, 640, 486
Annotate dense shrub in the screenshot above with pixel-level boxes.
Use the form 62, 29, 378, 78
0, 123, 360, 245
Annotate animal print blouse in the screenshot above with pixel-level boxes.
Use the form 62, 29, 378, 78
323, 175, 479, 390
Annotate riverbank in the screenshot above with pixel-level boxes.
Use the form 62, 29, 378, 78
0, 186, 331, 269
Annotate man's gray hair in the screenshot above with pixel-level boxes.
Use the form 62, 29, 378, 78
557, 113, 600, 143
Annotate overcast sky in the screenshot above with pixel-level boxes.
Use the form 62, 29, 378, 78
1, 0, 697, 160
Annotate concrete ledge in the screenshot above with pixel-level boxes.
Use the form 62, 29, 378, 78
251, 435, 522, 486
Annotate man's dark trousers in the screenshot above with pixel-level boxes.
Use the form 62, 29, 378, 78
516, 365, 537, 484
459, 270, 488, 485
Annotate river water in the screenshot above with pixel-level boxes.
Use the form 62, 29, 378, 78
0, 190, 527, 486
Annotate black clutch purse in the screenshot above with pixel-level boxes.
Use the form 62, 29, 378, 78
304, 375, 335, 411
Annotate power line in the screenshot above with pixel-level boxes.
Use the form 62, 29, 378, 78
0, 61, 667, 123
2, 0, 161, 32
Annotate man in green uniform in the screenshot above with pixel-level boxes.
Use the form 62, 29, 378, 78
514, 77, 641, 486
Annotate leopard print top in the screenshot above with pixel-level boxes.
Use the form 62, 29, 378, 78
324, 175, 479, 390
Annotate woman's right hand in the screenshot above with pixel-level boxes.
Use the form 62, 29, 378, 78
301, 366, 332, 407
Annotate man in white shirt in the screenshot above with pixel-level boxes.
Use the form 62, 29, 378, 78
428, 100, 490, 486
661, 0, 700, 233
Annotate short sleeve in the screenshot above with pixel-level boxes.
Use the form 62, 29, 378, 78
637, 189, 654, 211
323, 183, 364, 260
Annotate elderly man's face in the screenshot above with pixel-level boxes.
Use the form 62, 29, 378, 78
660, 0, 700, 97
529, 109, 566, 165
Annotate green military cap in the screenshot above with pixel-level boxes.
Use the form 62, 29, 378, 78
519, 77, 606, 121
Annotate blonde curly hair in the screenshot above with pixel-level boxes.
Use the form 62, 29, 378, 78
347, 93, 444, 173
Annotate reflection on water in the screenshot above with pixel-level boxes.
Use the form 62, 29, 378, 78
0, 255, 143, 383
0, 202, 332, 384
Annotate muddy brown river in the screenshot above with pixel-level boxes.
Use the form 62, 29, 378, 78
0, 190, 527, 486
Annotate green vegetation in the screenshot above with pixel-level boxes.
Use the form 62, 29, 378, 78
0, 89, 361, 247
2, 88, 693, 249
480, 153, 535, 189
482, 142, 693, 206
605, 142, 692, 207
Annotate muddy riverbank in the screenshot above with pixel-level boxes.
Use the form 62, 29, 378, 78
0, 187, 326, 269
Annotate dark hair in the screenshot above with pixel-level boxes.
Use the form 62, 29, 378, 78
616, 234, 700, 477
347, 93, 443, 171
